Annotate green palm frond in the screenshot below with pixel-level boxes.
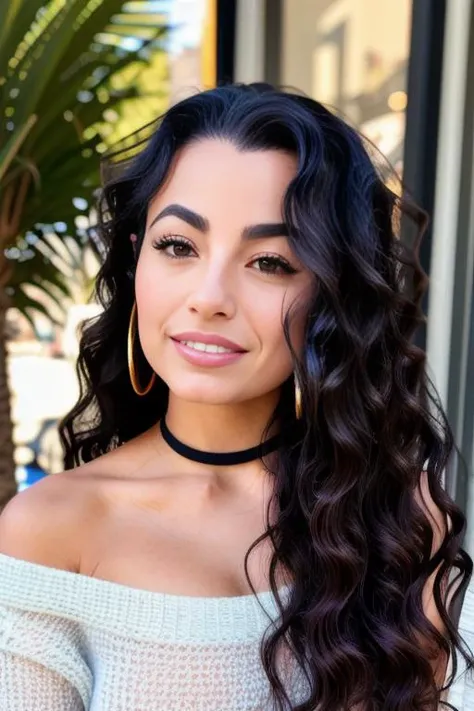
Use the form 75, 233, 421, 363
0, 0, 170, 325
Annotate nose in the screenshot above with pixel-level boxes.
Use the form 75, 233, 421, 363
185, 262, 237, 320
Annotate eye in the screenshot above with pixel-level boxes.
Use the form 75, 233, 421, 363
152, 235, 195, 259
250, 254, 298, 276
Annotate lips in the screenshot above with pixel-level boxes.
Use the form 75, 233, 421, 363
171, 338, 247, 368
170, 331, 247, 353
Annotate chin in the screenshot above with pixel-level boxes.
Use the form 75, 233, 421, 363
166, 379, 242, 406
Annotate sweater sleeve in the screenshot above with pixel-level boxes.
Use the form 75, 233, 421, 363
0, 604, 92, 710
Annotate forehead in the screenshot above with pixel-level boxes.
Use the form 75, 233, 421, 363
148, 139, 298, 221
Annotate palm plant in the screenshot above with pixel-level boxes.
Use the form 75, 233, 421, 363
0, 0, 169, 510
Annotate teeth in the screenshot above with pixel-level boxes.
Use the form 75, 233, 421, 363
181, 340, 234, 354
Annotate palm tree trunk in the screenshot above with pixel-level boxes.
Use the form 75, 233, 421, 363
0, 281, 17, 513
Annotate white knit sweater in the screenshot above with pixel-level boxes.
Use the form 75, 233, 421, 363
0, 552, 472, 710
0, 552, 305, 710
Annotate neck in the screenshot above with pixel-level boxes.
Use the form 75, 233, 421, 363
162, 392, 281, 455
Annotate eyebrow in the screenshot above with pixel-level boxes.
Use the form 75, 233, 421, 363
148, 203, 289, 239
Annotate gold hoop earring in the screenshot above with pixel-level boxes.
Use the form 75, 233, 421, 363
127, 301, 156, 396
294, 372, 302, 419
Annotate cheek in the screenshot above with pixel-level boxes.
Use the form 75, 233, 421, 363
135, 253, 176, 310
135, 250, 156, 289
134, 256, 176, 348
270, 289, 309, 355
251, 295, 301, 370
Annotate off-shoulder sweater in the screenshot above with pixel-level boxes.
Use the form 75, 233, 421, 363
0, 552, 473, 710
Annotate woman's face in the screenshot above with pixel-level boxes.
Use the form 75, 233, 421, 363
135, 139, 314, 407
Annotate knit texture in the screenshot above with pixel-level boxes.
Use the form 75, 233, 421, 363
0, 552, 307, 710
0, 551, 472, 710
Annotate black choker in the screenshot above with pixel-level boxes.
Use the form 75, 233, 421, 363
159, 417, 282, 466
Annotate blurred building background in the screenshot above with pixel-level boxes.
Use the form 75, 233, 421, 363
3, 0, 474, 556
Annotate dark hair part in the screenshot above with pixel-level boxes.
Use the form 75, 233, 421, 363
59, 82, 473, 710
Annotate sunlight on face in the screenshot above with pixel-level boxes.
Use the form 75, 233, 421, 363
135, 139, 313, 406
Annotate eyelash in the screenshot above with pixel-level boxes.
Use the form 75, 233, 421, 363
151, 234, 298, 275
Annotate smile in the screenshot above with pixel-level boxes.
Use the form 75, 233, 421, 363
171, 338, 246, 368
180, 340, 234, 354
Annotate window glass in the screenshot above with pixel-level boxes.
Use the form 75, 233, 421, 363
281, 0, 412, 179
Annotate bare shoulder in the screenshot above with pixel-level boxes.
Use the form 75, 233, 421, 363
0, 432, 158, 572
0, 466, 100, 572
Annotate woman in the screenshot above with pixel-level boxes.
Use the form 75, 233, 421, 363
0, 82, 472, 711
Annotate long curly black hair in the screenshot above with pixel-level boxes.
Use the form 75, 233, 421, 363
59, 83, 473, 710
